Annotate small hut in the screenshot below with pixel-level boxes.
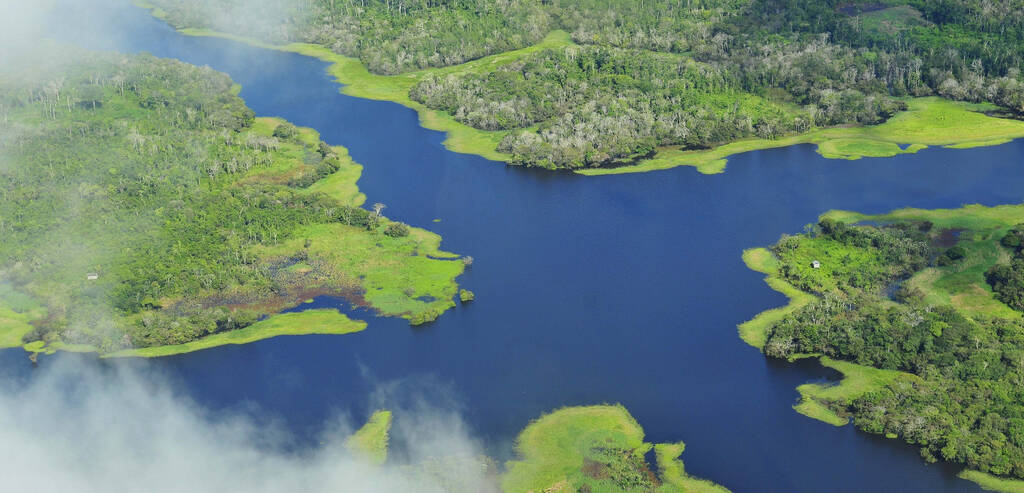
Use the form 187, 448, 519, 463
86, 273, 99, 280
811, 260, 821, 269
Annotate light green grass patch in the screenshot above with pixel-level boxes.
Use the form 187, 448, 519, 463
254, 222, 463, 322
738, 248, 814, 349
654, 442, 731, 493
581, 98, 1024, 176
502, 404, 729, 493
502, 405, 648, 493
960, 469, 1024, 493
345, 410, 392, 465
823, 204, 1024, 319
104, 309, 365, 357
794, 357, 916, 426
856, 6, 931, 36
131, 12, 573, 162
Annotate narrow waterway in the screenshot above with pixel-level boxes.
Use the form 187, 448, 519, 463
9, 1, 1024, 491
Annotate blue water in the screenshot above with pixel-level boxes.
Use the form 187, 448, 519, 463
9, 1, 1024, 491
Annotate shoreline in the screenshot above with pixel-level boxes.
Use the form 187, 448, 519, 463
741, 208, 1024, 492
1, 112, 464, 359
133, 1, 1024, 177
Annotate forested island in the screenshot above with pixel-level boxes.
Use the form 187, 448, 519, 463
139, 0, 1024, 172
343, 404, 729, 493
0, 43, 467, 356
743, 204, 1024, 491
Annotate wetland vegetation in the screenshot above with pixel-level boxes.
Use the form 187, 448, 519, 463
0, 43, 465, 356
139, 0, 1024, 172
744, 204, 1024, 489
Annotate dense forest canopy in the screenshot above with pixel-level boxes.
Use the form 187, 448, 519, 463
757, 210, 1024, 479
0, 44, 461, 352
144, 0, 1024, 169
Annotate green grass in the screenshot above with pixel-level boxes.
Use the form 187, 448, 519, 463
10, 111, 463, 355
654, 442, 731, 493
744, 204, 1024, 427
856, 6, 931, 36
132, 9, 574, 162
794, 357, 916, 426
253, 220, 463, 323
345, 410, 392, 465
738, 248, 815, 349
103, 309, 366, 357
501, 404, 729, 493
960, 470, 1024, 493
579, 98, 1024, 176
0, 290, 44, 349
823, 204, 1024, 319
135, 1, 1024, 177
502, 405, 648, 493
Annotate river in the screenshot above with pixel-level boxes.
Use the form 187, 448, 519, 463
9, 1, 1024, 491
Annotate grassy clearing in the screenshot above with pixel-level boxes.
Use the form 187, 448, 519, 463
960, 470, 1024, 493
0, 285, 45, 349
104, 309, 366, 358
345, 410, 392, 465
580, 98, 1024, 176
745, 203, 1024, 430
738, 248, 815, 349
253, 221, 463, 323
794, 357, 916, 426
824, 204, 1024, 320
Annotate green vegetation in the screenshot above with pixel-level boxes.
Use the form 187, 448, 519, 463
744, 204, 1024, 486
104, 309, 366, 358
345, 410, 392, 465
502, 404, 729, 493
459, 289, 474, 303
140, 1, 1024, 173
0, 44, 464, 355
961, 470, 1024, 493
580, 97, 1024, 175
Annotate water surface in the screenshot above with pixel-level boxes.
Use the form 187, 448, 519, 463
10, 2, 1024, 491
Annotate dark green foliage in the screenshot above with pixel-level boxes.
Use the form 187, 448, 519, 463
0, 46, 371, 351
763, 219, 1024, 479
987, 260, 1024, 312
147, 0, 1024, 169
1001, 224, 1024, 250
383, 222, 410, 238
937, 245, 967, 265
272, 121, 299, 139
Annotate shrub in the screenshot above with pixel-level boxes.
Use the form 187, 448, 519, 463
272, 121, 298, 140
384, 223, 410, 238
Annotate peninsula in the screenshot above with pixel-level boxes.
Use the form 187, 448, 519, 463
743, 204, 1024, 491
0, 43, 465, 357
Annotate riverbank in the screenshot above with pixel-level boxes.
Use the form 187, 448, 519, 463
742, 204, 1024, 492
134, 2, 1024, 177
0, 46, 465, 358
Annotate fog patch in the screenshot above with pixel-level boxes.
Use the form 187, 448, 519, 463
0, 358, 496, 492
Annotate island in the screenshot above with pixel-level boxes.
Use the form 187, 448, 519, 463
343, 404, 730, 492
0, 43, 466, 357
742, 204, 1024, 491
137, 0, 1024, 174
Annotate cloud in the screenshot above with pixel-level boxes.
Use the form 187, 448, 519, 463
0, 358, 497, 493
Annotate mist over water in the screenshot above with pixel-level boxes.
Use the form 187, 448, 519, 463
0, 359, 494, 493
3, 0, 1024, 491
